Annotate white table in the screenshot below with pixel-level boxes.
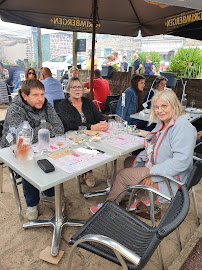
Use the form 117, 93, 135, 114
130, 109, 202, 124
0, 145, 119, 256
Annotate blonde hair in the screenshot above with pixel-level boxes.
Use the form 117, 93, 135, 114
68, 66, 78, 74
149, 90, 185, 125
107, 54, 114, 62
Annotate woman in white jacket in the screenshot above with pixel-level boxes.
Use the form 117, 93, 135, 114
91, 90, 196, 214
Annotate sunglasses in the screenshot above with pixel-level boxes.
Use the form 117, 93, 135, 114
28, 72, 36, 75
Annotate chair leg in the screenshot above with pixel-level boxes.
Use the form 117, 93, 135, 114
77, 175, 82, 194
0, 163, 3, 193
157, 245, 165, 270
191, 187, 200, 226
67, 244, 79, 270
8, 168, 23, 220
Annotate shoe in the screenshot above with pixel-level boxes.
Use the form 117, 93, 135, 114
41, 193, 66, 204
129, 199, 150, 211
26, 206, 38, 221
85, 171, 95, 187
90, 203, 103, 214
135, 202, 161, 221
129, 199, 138, 211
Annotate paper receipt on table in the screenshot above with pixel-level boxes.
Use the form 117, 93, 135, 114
48, 149, 74, 159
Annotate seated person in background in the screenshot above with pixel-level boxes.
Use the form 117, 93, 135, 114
14, 67, 38, 92
84, 69, 110, 111
116, 74, 145, 125
0, 79, 64, 221
40, 67, 65, 106
58, 77, 109, 187
7, 61, 24, 88
91, 90, 196, 214
143, 76, 169, 109
60, 66, 79, 84
0, 62, 9, 79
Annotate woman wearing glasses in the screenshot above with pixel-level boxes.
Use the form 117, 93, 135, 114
58, 77, 108, 186
25, 67, 37, 80
91, 90, 196, 215
13, 67, 37, 92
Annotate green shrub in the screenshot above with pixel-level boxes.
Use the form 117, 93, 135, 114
130, 51, 161, 73
167, 47, 202, 79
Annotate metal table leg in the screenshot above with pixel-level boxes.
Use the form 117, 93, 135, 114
83, 160, 117, 199
23, 184, 85, 256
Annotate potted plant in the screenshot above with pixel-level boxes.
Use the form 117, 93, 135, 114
166, 47, 202, 79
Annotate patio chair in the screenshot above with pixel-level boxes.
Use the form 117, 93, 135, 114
102, 94, 120, 115
0, 79, 10, 104
67, 184, 190, 270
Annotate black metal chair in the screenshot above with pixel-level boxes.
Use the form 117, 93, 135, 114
67, 185, 190, 269
102, 94, 120, 115
109, 100, 119, 115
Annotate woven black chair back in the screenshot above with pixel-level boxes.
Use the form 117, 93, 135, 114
186, 159, 202, 190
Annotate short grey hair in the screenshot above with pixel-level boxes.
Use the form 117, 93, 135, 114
149, 90, 185, 125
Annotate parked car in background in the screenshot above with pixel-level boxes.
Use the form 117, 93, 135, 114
42, 54, 88, 77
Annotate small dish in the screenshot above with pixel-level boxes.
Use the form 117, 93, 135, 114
144, 109, 151, 114
89, 136, 102, 142
185, 107, 202, 114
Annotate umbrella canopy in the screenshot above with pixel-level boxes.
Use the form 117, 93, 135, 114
146, 0, 202, 10
0, 0, 199, 37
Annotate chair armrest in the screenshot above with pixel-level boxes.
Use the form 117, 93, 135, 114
74, 234, 141, 266
114, 184, 172, 202
145, 173, 184, 186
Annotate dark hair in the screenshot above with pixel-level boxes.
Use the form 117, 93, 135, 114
131, 74, 146, 111
123, 56, 127, 60
94, 69, 101, 77
67, 77, 83, 90
21, 79, 44, 96
153, 76, 168, 89
25, 67, 37, 80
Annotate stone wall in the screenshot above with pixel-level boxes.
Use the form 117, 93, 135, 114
79, 70, 202, 108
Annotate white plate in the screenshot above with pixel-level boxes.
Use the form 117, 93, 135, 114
185, 107, 202, 114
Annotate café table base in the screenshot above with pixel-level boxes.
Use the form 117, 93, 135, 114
83, 160, 117, 199
23, 184, 85, 256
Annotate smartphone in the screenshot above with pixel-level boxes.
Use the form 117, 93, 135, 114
37, 159, 55, 173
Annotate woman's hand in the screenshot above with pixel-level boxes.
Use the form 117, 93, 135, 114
142, 177, 154, 187
91, 121, 109, 131
197, 130, 202, 139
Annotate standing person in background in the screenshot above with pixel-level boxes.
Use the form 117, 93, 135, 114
133, 53, 142, 74
121, 56, 128, 72
86, 49, 98, 70
60, 66, 79, 84
84, 69, 110, 111
106, 54, 115, 66
40, 67, 65, 106
143, 54, 156, 75
112, 51, 120, 67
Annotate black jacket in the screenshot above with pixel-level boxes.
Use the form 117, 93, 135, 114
58, 96, 106, 132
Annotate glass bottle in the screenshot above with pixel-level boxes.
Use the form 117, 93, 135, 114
16, 121, 33, 161
38, 119, 50, 154
181, 94, 187, 109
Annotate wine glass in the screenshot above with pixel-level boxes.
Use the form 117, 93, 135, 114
190, 100, 195, 108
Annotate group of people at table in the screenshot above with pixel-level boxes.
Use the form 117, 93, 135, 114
0, 68, 197, 222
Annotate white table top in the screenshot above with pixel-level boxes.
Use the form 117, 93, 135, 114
0, 146, 119, 192
130, 108, 202, 124
91, 132, 145, 156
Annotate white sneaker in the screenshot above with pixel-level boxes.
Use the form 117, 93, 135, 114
26, 206, 38, 221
